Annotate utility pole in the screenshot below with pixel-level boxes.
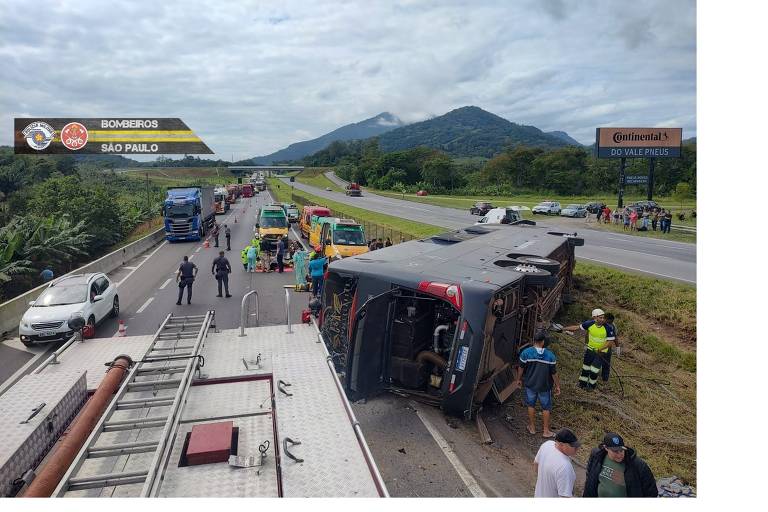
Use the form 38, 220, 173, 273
617, 158, 626, 208
647, 158, 656, 201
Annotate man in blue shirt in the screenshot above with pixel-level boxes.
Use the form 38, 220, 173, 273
308, 253, 327, 298
516, 331, 561, 438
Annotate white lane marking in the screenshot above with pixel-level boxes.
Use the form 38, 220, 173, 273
123, 266, 137, 270
159, 278, 172, 290
135, 297, 154, 314
579, 256, 696, 284
516, 240, 536, 249
410, 401, 486, 497
195, 247, 201, 253
189, 255, 195, 260
606, 236, 694, 249
116, 241, 168, 287
587, 245, 693, 262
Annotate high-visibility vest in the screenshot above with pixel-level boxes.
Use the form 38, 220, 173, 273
241, 246, 250, 264
587, 323, 609, 352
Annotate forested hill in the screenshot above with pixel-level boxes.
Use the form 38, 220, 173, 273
252, 112, 404, 164
376, 106, 569, 157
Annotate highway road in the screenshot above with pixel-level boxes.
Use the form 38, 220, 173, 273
282, 172, 696, 285
0, 189, 543, 497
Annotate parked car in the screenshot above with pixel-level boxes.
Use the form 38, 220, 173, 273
416, 190, 429, 196
469, 201, 495, 216
584, 201, 607, 214
628, 200, 661, 211
560, 204, 588, 218
19, 273, 119, 346
532, 201, 561, 215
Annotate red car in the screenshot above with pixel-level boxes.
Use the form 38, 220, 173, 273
416, 190, 428, 196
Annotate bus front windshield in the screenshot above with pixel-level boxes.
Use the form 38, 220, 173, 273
333, 229, 366, 246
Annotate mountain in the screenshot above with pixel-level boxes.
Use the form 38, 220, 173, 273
376, 106, 568, 157
545, 130, 583, 146
252, 112, 404, 164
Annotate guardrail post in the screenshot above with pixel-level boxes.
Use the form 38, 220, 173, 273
239, 290, 259, 336
285, 288, 292, 334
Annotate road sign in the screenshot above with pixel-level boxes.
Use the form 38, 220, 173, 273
625, 175, 648, 185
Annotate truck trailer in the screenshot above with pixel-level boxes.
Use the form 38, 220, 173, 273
163, 187, 215, 242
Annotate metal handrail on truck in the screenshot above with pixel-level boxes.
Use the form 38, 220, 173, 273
239, 290, 260, 336
284, 288, 292, 334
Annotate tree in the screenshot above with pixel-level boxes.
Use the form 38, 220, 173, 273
673, 182, 693, 209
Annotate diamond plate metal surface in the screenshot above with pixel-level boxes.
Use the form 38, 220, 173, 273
159, 415, 278, 497
273, 337, 380, 497
181, 380, 271, 422
0, 371, 86, 497
36, 335, 155, 390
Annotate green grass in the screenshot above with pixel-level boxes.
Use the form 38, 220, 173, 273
123, 167, 237, 187
294, 167, 345, 192
268, 178, 444, 239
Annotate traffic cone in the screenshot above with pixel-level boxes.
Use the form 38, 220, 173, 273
118, 320, 127, 337
203, 240, 210, 249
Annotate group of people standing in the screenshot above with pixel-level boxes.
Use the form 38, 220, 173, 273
367, 237, 392, 251
588, 205, 675, 234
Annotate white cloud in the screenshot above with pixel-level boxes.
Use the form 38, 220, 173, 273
0, 0, 696, 157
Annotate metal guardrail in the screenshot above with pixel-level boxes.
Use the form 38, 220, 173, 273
284, 288, 292, 334
239, 290, 260, 336
33, 334, 79, 373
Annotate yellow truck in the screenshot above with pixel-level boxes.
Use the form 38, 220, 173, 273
315, 218, 369, 260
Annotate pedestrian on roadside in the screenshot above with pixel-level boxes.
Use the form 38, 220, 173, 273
308, 252, 327, 297
563, 308, 616, 390
247, 244, 258, 272
641, 209, 650, 230
368, 239, 377, 251
659, 209, 667, 232
211, 250, 232, 298
622, 208, 630, 231
276, 236, 286, 273
175, 256, 198, 305
534, 428, 580, 498
224, 224, 231, 251
385, 237, 393, 247
212, 222, 220, 248
40, 267, 54, 282
652, 209, 659, 231
612, 209, 619, 225
583, 433, 658, 497
602, 206, 611, 225
663, 209, 673, 234
629, 208, 638, 231
516, 331, 561, 438
376, 238, 384, 250
241, 245, 250, 271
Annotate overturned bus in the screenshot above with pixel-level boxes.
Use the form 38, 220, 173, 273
319, 223, 584, 418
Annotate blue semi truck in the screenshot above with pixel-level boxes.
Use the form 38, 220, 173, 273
162, 187, 216, 242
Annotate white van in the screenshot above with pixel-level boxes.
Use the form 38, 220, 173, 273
475, 207, 522, 225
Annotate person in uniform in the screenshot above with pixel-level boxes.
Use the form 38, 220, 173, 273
211, 250, 232, 297
176, 256, 198, 305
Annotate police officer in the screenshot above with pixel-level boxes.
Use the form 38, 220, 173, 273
224, 224, 232, 251
212, 222, 220, 248
176, 256, 198, 305
211, 250, 232, 297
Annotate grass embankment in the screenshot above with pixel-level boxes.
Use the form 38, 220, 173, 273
123, 167, 236, 187
294, 167, 344, 192
372, 188, 696, 242
267, 178, 443, 239
503, 261, 696, 485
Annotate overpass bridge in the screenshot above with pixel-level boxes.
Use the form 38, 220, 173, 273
227, 165, 304, 177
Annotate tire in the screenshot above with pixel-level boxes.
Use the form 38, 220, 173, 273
509, 264, 555, 287
511, 255, 561, 275
110, 296, 120, 318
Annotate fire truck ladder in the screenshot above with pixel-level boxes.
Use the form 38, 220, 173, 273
52, 311, 215, 497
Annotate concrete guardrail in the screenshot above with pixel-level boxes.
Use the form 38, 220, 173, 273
0, 227, 166, 338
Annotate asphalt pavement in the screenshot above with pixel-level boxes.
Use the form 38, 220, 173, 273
284, 173, 696, 285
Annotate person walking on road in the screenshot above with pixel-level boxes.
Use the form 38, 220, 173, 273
534, 428, 580, 497
583, 433, 658, 497
247, 245, 258, 272
564, 308, 616, 390
211, 250, 232, 298
176, 256, 198, 305
516, 331, 561, 438
276, 236, 286, 273
212, 223, 220, 248
224, 224, 231, 250
308, 252, 327, 298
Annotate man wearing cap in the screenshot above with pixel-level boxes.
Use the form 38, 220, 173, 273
516, 331, 561, 438
534, 428, 580, 497
564, 308, 616, 389
583, 433, 658, 497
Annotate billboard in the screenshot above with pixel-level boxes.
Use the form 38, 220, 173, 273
596, 127, 682, 158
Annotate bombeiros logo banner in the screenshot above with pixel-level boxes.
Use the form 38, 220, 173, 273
13, 118, 212, 155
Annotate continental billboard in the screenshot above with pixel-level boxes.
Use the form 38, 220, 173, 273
595, 127, 682, 158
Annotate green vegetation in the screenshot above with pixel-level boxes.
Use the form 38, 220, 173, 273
267, 178, 443, 239
122, 167, 235, 187
293, 167, 344, 192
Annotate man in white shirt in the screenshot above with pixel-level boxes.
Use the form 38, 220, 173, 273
534, 428, 581, 497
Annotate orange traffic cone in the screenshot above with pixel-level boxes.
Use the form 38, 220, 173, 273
203, 240, 210, 249
118, 320, 127, 337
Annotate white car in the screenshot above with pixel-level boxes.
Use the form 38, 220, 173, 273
532, 201, 561, 215
475, 207, 522, 225
19, 273, 119, 346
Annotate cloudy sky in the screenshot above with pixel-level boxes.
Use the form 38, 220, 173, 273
0, 0, 696, 159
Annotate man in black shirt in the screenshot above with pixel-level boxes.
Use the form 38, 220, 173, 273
276, 236, 286, 273
176, 256, 198, 305
211, 250, 232, 297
